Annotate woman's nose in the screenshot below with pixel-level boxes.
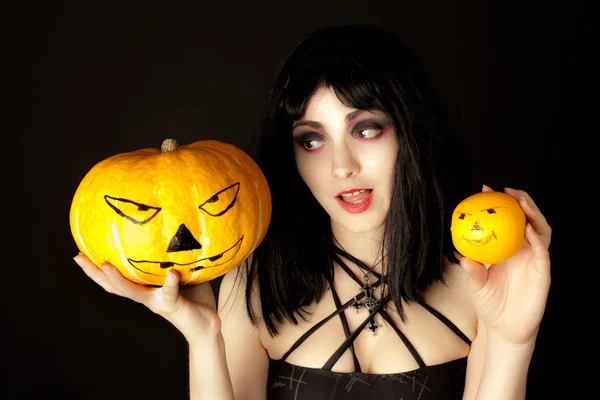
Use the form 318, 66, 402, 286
331, 145, 360, 179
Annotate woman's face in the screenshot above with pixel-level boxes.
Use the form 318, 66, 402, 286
292, 86, 399, 234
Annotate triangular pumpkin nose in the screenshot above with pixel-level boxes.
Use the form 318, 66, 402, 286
167, 224, 202, 252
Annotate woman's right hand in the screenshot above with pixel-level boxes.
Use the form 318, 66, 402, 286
74, 254, 221, 342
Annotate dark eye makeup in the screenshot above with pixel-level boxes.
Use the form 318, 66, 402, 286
352, 120, 388, 139
293, 132, 325, 151
292, 116, 391, 151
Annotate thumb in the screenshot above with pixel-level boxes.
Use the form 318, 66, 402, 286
160, 269, 182, 308
460, 257, 489, 293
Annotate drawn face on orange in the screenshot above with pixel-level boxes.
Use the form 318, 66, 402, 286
450, 191, 526, 264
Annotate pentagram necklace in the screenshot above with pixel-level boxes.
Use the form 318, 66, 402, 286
332, 237, 386, 333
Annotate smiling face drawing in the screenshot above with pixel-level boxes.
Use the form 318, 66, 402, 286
450, 191, 526, 264
70, 140, 271, 286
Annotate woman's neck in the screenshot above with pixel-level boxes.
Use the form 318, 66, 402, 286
331, 222, 386, 274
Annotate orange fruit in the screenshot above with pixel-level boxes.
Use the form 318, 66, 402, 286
450, 191, 526, 264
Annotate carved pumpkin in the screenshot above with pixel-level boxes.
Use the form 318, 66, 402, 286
70, 139, 271, 286
450, 191, 526, 264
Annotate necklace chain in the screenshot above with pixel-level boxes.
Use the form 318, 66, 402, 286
332, 236, 387, 334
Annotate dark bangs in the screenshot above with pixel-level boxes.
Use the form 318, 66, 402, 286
280, 33, 411, 123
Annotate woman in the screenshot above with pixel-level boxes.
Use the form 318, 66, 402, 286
74, 25, 551, 399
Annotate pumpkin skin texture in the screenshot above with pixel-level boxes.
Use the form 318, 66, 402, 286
450, 191, 526, 264
70, 139, 271, 286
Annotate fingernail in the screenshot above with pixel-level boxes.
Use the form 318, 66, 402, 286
482, 184, 492, 191
504, 187, 515, 194
166, 270, 177, 283
73, 255, 82, 265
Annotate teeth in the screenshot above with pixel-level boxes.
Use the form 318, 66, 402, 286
341, 189, 367, 197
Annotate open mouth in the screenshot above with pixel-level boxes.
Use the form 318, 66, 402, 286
461, 231, 497, 245
337, 189, 373, 204
128, 235, 244, 276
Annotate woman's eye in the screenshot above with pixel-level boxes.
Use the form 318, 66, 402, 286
294, 133, 324, 151
303, 139, 323, 150
355, 127, 381, 139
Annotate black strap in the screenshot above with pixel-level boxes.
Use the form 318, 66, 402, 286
329, 278, 362, 372
322, 300, 385, 371
332, 246, 383, 280
279, 246, 471, 369
333, 251, 426, 368
418, 300, 472, 345
378, 310, 426, 368
279, 284, 371, 361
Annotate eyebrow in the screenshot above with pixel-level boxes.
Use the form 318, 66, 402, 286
293, 109, 366, 129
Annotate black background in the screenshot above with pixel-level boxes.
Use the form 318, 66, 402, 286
9, 1, 591, 398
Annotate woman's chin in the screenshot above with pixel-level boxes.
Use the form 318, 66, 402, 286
330, 215, 387, 237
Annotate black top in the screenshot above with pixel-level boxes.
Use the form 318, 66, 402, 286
267, 247, 472, 399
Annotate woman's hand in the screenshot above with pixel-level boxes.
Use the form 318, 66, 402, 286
74, 254, 221, 342
460, 185, 552, 345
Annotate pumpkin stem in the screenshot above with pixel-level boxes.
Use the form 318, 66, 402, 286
161, 139, 178, 152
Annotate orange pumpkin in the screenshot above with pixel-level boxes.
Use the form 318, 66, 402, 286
70, 139, 271, 286
450, 191, 526, 264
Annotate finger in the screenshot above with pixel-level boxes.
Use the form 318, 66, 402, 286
518, 196, 552, 249
504, 188, 537, 210
74, 255, 123, 296
482, 184, 494, 192
503, 188, 551, 249
460, 257, 489, 293
101, 262, 154, 304
159, 269, 181, 308
525, 223, 551, 274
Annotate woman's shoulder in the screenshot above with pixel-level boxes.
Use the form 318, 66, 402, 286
422, 254, 478, 339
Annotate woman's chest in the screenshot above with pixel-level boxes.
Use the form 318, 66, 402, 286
261, 286, 472, 374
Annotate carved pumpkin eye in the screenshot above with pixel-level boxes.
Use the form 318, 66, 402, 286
486, 208, 497, 214
199, 182, 240, 216
104, 195, 161, 225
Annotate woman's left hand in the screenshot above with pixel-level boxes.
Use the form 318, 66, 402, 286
461, 185, 552, 345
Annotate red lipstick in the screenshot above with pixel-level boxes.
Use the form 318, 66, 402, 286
335, 189, 373, 214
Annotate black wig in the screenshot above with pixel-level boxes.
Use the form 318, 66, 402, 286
245, 25, 468, 336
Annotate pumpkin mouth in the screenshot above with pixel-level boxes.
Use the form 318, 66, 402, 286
461, 231, 497, 245
128, 235, 244, 276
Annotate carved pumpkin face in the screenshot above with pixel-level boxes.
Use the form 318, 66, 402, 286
450, 191, 526, 264
70, 139, 271, 286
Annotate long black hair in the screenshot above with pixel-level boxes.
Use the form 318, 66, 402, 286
244, 24, 466, 336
